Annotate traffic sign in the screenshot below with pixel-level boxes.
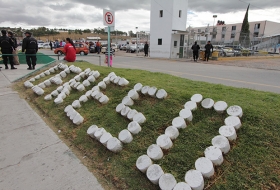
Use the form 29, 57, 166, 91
103, 9, 115, 26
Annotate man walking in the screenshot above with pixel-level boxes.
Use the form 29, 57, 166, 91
204, 41, 213, 62
0, 30, 17, 69
22, 31, 38, 70
191, 41, 200, 62
96, 40, 101, 54
49, 41, 53, 50
144, 42, 149, 57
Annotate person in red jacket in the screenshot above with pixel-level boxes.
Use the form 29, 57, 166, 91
64, 38, 76, 62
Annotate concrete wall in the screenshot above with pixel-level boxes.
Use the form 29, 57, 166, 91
263, 21, 280, 36
172, 0, 187, 31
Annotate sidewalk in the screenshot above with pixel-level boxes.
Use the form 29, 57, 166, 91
0, 64, 104, 190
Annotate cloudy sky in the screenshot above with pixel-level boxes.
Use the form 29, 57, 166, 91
0, 0, 279, 33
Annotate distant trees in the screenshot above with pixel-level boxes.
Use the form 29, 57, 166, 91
239, 4, 250, 48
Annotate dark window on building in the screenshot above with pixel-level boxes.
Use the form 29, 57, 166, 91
232, 26, 236, 31
254, 32, 259, 37
222, 27, 226, 31
179, 10, 182, 18
198, 29, 201, 33
159, 10, 163, 17
213, 34, 216, 39
231, 34, 235, 39
158, 38, 162, 45
174, 41, 177, 47
255, 23, 260, 29
222, 34, 225, 38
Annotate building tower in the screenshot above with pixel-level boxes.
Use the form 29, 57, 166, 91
150, 0, 188, 58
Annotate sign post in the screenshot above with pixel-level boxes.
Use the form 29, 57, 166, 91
103, 9, 115, 67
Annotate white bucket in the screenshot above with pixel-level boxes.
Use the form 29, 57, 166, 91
159, 173, 177, 190
72, 100, 81, 108
148, 87, 157, 97
204, 146, 224, 166
116, 103, 125, 113
195, 157, 215, 178
79, 95, 88, 103
173, 182, 192, 190
39, 73, 46, 78
147, 144, 163, 160
118, 78, 129, 86
62, 88, 70, 96
63, 82, 70, 87
133, 112, 146, 124
122, 96, 134, 106
99, 132, 113, 146
24, 81, 33, 88
44, 94, 52, 101
92, 71, 100, 78
44, 70, 51, 75
58, 92, 66, 99
73, 113, 84, 125
141, 86, 150, 95
179, 108, 193, 121
98, 81, 106, 89
134, 83, 143, 92
94, 128, 106, 140
64, 68, 70, 74
136, 155, 153, 173
156, 89, 168, 99
172, 117, 187, 129
212, 135, 230, 154
191, 94, 203, 103
87, 75, 96, 83
55, 74, 62, 79
74, 75, 81, 82
156, 134, 173, 150
227, 105, 243, 118
38, 83, 46, 89
118, 129, 133, 144
107, 137, 123, 153
214, 101, 228, 113
29, 78, 35, 82
54, 97, 63, 104
146, 164, 164, 185
113, 76, 121, 84
91, 90, 99, 99
44, 80, 51, 87
109, 75, 117, 82
51, 90, 59, 97
165, 126, 179, 140
67, 108, 76, 117
53, 65, 58, 70
127, 109, 138, 121
219, 125, 237, 141
108, 72, 116, 77
224, 116, 242, 130
69, 110, 78, 120
201, 98, 215, 109
73, 82, 81, 89
128, 89, 139, 100
184, 101, 197, 111
49, 68, 55, 73
57, 86, 64, 92
69, 81, 76, 88
103, 76, 111, 84
99, 95, 109, 104
127, 121, 142, 135
79, 71, 86, 78
34, 75, 41, 80
77, 84, 85, 92
82, 80, 91, 87
60, 71, 67, 78
64, 105, 73, 113
85, 90, 93, 98
121, 106, 131, 117
184, 170, 204, 190
92, 85, 100, 91
84, 68, 91, 74
87, 125, 99, 138
94, 92, 104, 100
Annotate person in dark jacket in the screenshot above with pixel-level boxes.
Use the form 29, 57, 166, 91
0, 30, 17, 69
204, 41, 213, 61
144, 41, 149, 57
8, 31, 20, 65
49, 41, 53, 50
191, 41, 200, 62
22, 31, 38, 70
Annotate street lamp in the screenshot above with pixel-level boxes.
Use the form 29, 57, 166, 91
212, 15, 217, 41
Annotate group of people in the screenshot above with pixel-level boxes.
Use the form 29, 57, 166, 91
191, 41, 213, 62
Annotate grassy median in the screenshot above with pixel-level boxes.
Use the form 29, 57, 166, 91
14, 62, 280, 190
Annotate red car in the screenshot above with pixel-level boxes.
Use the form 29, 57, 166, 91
54, 43, 89, 55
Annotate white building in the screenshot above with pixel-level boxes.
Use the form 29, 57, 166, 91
150, 0, 188, 58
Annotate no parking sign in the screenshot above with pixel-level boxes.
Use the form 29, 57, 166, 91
103, 9, 115, 26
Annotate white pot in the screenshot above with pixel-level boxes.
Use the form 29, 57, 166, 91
227, 105, 243, 118
118, 78, 129, 86
113, 76, 121, 84
99, 95, 109, 104
109, 75, 117, 82
156, 134, 173, 150
29, 78, 35, 82
79, 71, 86, 78
195, 157, 215, 178
44, 94, 52, 101
179, 108, 193, 121
224, 116, 242, 130
172, 117, 187, 129
159, 173, 177, 190
127, 109, 138, 121
191, 94, 203, 103
147, 144, 163, 160
39, 73, 46, 78
219, 125, 237, 141
60, 71, 67, 78
85, 90, 93, 98
204, 146, 224, 166
44, 80, 51, 87
92, 85, 100, 92
116, 103, 125, 113
118, 129, 133, 144
51, 90, 59, 97
148, 86, 157, 97
91, 90, 100, 99
82, 80, 91, 87
79, 95, 88, 103
34, 75, 41, 80
94, 128, 106, 140
128, 89, 139, 100
87, 125, 99, 138
136, 155, 153, 173
173, 182, 192, 190
57, 86, 64, 92
201, 98, 215, 109
87, 75, 96, 83
99, 132, 113, 146
98, 81, 106, 89
38, 83, 46, 89
184, 170, 204, 190
133, 112, 146, 124
146, 164, 164, 185
165, 126, 179, 140
73, 113, 84, 125
211, 135, 230, 154
141, 86, 150, 95
64, 68, 70, 74
77, 84, 85, 92
44, 70, 51, 75
64, 105, 73, 113
72, 100, 81, 108
156, 89, 168, 99
94, 92, 103, 100
103, 76, 110, 84
127, 121, 142, 135
121, 106, 131, 117
107, 137, 123, 153
49, 68, 55, 73
108, 72, 116, 77
134, 83, 143, 92
122, 96, 134, 106
92, 71, 100, 78
214, 101, 228, 113
74, 75, 81, 82
54, 97, 63, 104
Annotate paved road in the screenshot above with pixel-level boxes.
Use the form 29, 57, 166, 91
43, 49, 280, 94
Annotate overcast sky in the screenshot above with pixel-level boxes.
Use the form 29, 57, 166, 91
0, 0, 279, 33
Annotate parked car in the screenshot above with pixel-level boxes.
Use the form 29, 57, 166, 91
126, 44, 144, 53
120, 44, 127, 51
54, 43, 89, 55
38, 41, 45, 49
101, 43, 117, 53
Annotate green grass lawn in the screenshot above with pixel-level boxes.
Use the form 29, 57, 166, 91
15, 62, 280, 190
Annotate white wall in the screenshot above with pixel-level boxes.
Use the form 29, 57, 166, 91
172, 0, 187, 31
170, 34, 181, 58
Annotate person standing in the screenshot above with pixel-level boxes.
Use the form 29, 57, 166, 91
63, 38, 76, 62
8, 31, 20, 65
49, 41, 53, 50
96, 40, 101, 54
191, 41, 200, 62
105, 44, 115, 67
0, 30, 17, 69
144, 41, 149, 57
22, 31, 38, 70
204, 41, 213, 62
